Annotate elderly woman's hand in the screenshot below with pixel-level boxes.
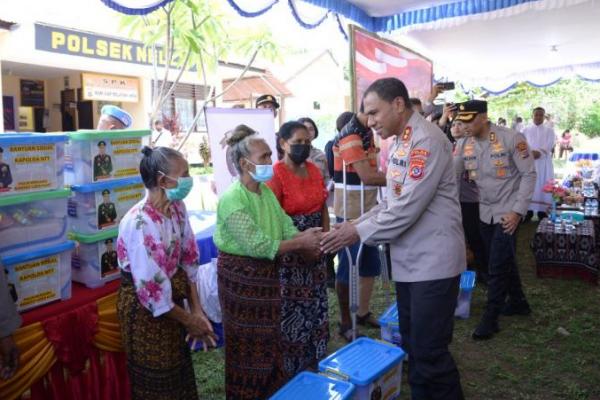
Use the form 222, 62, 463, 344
296, 227, 323, 261
186, 313, 218, 351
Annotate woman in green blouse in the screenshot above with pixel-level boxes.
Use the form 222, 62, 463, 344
214, 125, 321, 400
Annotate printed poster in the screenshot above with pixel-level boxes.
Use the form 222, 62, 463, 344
6, 255, 60, 311
91, 138, 142, 182
0, 142, 57, 193
95, 182, 145, 230
205, 108, 277, 196
99, 238, 119, 279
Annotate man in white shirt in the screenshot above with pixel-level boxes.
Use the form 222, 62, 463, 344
523, 107, 555, 221
152, 120, 173, 148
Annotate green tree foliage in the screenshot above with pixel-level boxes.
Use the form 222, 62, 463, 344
579, 102, 600, 138
476, 79, 600, 135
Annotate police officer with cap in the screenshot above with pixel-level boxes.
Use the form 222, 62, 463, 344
255, 94, 280, 118
322, 78, 466, 399
97, 105, 133, 130
98, 189, 117, 227
454, 100, 536, 340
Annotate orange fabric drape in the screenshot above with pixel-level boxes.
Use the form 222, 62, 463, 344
0, 291, 124, 400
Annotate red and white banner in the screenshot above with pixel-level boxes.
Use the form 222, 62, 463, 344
350, 26, 433, 172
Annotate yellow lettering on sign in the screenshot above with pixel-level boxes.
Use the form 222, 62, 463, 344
135, 46, 147, 63
97, 40, 108, 57
51, 31, 66, 49
109, 42, 120, 59
122, 44, 133, 61
82, 37, 94, 55
67, 34, 80, 52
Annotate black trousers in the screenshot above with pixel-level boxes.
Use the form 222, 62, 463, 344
460, 202, 487, 270
396, 277, 464, 400
479, 222, 527, 318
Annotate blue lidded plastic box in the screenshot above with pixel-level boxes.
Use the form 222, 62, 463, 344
69, 177, 145, 234
319, 338, 406, 400
379, 303, 402, 347
0, 133, 67, 196
0, 189, 71, 256
455, 270, 477, 319
270, 371, 355, 400
2, 241, 75, 311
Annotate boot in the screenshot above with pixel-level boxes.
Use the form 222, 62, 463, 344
472, 312, 500, 341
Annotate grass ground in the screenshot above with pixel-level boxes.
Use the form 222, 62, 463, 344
192, 221, 600, 399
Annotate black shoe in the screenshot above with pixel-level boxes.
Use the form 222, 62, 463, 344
537, 212, 548, 220
472, 318, 500, 340
524, 211, 534, 223
501, 301, 531, 316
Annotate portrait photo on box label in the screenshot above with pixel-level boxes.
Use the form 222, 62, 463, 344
91, 138, 142, 182
94, 183, 144, 230
0, 144, 57, 193
9, 255, 60, 311
100, 238, 119, 278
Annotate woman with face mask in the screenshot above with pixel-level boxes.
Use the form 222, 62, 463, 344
214, 124, 322, 399
116, 146, 217, 400
298, 117, 329, 181
266, 121, 330, 378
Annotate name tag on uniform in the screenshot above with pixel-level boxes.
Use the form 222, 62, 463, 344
391, 157, 407, 167
490, 152, 508, 159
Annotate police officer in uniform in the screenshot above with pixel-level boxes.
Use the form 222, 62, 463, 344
94, 141, 113, 180
101, 238, 118, 277
322, 78, 465, 399
255, 94, 280, 118
0, 147, 13, 190
454, 100, 536, 340
98, 189, 117, 228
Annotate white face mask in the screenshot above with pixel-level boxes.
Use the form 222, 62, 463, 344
246, 160, 274, 182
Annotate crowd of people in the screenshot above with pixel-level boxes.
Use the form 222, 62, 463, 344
0, 77, 571, 400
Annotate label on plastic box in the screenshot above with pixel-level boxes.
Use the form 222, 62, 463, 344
0, 144, 57, 193
90, 138, 142, 182
95, 183, 145, 229
6, 255, 60, 311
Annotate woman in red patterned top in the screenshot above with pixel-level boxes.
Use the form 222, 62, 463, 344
267, 121, 329, 377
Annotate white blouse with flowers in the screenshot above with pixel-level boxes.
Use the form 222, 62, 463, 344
117, 199, 199, 317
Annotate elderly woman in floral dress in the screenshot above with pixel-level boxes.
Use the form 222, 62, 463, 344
117, 146, 216, 400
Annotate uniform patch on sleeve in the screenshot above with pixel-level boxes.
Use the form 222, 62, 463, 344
408, 158, 426, 180
516, 141, 530, 158
410, 149, 430, 159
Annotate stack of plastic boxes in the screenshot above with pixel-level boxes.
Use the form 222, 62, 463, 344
67, 129, 150, 288
0, 133, 74, 311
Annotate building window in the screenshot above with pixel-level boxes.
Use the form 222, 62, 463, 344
153, 81, 211, 131
313, 101, 321, 110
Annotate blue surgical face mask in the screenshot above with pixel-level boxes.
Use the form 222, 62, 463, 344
160, 172, 194, 201
246, 160, 273, 182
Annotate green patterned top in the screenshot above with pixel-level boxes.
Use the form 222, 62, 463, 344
214, 180, 298, 260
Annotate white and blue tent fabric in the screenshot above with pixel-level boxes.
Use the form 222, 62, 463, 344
102, 0, 600, 93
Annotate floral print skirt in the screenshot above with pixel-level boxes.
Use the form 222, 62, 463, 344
117, 269, 197, 400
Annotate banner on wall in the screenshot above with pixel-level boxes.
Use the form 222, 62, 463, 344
82, 72, 139, 103
205, 108, 276, 196
350, 25, 433, 170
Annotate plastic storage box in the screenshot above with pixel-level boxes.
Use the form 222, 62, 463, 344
454, 270, 477, 319
319, 338, 406, 400
270, 371, 356, 400
0, 133, 67, 196
70, 229, 120, 288
0, 189, 71, 255
1, 241, 75, 312
379, 303, 402, 347
66, 129, 151, 185
69, 177, 145, 234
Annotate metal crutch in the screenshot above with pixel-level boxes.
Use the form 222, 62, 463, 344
342, 160, 364, 341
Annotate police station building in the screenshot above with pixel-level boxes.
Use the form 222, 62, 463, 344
0, 0, 212, 134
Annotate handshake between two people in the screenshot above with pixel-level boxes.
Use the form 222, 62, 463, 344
293, 222, 360, 261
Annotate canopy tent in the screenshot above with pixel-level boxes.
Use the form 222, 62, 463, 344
101, 0, 600, 93
219, 0, 600, 93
